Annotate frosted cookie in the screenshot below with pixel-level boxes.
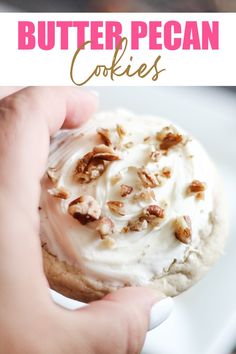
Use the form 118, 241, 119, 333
40, 111, 228, 302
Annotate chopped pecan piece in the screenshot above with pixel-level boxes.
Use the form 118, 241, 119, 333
160, 132, 183, 150
196, 192, 205, 200
68, 196, 101, 225
133, 188, 156, 202
107, 201, 125, 216
150, 150, 162, 162
174, 216, 192, 244
188, 180, 206, 193
161, 167, 172, 178
124, 141, 134, 149
74, 145, 119, 184
137, 168, 160, 188
76, 151, 94, 172
144, 205, 165, 219
111, 173, 122, 185
97, 128, 112, 146
93, 144, 120, 161
123, 204, 164, 232
156, 127, 172, 141
116, 124, 126, 139
97, 216, 115, 239
120, 184, 133, 197
48, 186, 70, 199
88, 160, 106, 180
75, 152, 105, 183
143, 136, 151, 143
125, 218, 148, 232
142, 205, 165, 226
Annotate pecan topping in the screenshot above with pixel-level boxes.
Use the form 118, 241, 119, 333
174, 215, 192, 244
124, 141, 134, 149
141, 205, 165, 226
133, 188, 156, 202
74, 145, 120, 184
116, 124, 126, 139
143, 136, 151, 143
111, 173, 122, 185
120, 184, 133, 197
107, 201, 125, 216
68, 196, 101, 225
150, 150, 162, 162
159, 132, 183, 150
75, 151, 105, 184
156, 127, 172, 141
188, 180, 206, 193
97, 128, 112, 146
144, 205, 165, 219
48, 186, 70, 199
93, 144, 120, 161
161, 167, 172, 178
125, 218, 148, 232
123, 204, 164, 232
76, 151, 93, 170
88, 161, 106, 180
137, 168, 160, 188
196, 192, 205, 200
97, 216, 115, 239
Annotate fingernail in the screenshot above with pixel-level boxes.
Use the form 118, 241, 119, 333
148, 297, 173, 331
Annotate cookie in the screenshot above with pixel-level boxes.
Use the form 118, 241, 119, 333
40, 111, 228, 302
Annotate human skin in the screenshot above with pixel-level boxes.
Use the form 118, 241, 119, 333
0, 87, 160, 354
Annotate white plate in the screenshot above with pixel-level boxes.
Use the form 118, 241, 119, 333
51, 87, 236, 354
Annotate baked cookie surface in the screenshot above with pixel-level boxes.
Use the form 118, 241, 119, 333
40, 111, 228, 302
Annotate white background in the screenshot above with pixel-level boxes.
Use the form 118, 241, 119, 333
0, 13, 236, 85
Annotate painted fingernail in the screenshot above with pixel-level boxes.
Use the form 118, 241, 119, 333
148, 297, 173, 331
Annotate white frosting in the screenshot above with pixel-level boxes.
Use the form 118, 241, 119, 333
40, 110, 215, 287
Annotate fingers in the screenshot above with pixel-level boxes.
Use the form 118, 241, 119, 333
11, 87, 98, 133
0, 87, 98, 295
71, 287, 161, 354
0, 86, 98, 131
0, 87, 98, 189
62, 89, 98, 129
0, 86, 22, 100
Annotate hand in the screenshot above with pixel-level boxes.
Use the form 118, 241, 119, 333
0, 87, 172, 354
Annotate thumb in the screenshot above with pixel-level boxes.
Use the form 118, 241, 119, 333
73, 287, 173, 354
